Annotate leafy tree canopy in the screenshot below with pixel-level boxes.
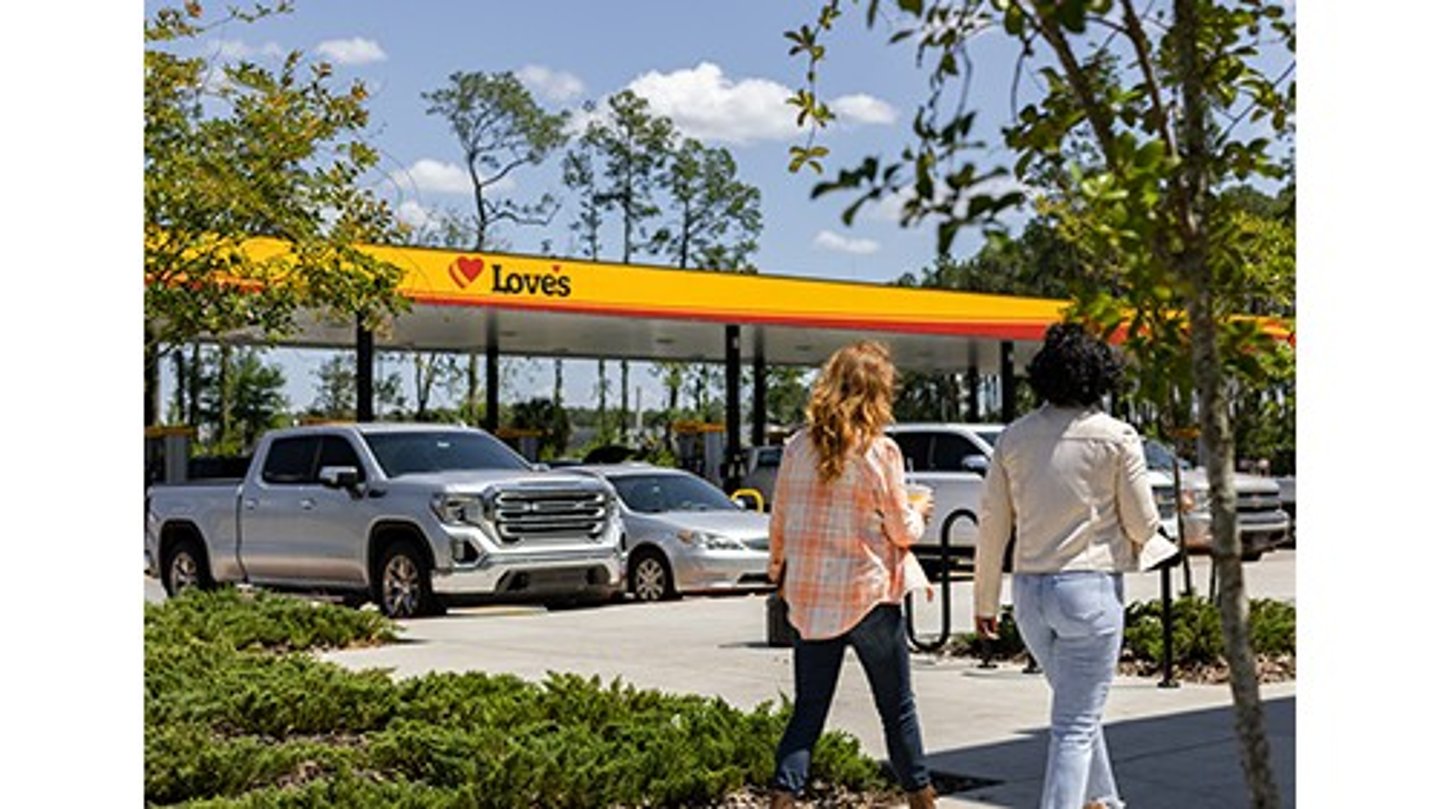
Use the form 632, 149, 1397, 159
145, 1, 407, 352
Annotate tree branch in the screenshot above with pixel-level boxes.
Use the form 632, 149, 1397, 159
1021, 2, 1121, 167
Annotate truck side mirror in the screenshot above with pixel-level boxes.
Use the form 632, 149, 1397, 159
319, 465, 360, 491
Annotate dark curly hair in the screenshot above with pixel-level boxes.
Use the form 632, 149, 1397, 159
1026, 323, 1125, 407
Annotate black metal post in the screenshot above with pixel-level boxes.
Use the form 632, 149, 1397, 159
1173, 457, 1195, 595
904, 510, 964, 653
1000, 341, 1016, 423
724, 325, 742, 491
751, 329, 767, 449
484, 316, 499, 432
1159, 560, 1179, 688
355, 315, 374, 422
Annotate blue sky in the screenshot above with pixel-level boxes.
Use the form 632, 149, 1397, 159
149, 0, 1289, 415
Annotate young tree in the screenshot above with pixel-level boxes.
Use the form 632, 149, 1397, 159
145, 1, 406, 425
192, 345, 288, 454
420, 70, 570, 250
787, 2, 1295, 804
654, 138, 763, 271
584, 90, 678, 439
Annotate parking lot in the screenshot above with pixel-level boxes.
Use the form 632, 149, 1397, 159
144, 551, 1296, 806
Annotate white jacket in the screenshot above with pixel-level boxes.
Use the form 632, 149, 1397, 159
974, 404, 1161, 618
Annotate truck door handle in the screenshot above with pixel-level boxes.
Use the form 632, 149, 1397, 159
242, 499, 257, 510
299, 498, 316, 510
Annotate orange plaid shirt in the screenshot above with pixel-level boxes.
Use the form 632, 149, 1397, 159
768, 430, 928, 640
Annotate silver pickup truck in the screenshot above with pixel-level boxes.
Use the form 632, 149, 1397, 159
145, 423, 625, 617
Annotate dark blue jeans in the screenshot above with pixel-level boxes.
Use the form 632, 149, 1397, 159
772, 603, 930, 795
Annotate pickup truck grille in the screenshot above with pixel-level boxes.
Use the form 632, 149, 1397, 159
1236, 492, 1282, 513
493, 489, 608, 544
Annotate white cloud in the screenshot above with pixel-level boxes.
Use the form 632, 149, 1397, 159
813, 229, 880, 255
626, 62, 795, 144
389, 159, 516, 196
832, 94, 897, 125
315, 37, 387, 65
209, 39, 284, 60
396, 200, 438, 230
517, 65, 585, 103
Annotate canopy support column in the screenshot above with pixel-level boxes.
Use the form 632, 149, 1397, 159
965, 364, 980, 422
485, 314, 499, 432
751, 329, 767, 448
356, 315, 374, 422
1000, 340, 1016, 423
724, 324, 742, 492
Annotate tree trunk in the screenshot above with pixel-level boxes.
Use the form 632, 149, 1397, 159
1175, 1, 1280, 804
218, 343, 234, 450
187, 344, 202, 426
144, 327, 161, 427
620, 360, 630, 441
467, 353, 479, 426
597, 358, 608, 439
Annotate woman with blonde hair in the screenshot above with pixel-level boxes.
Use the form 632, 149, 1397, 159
767, 340, 937, 809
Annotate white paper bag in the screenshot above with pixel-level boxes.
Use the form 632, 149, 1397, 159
1139, 532, 1182, 571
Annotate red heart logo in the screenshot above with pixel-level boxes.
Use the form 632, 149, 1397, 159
449, 256, 485, 288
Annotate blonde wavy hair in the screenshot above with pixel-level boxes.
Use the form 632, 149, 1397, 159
805, 341, 896, 484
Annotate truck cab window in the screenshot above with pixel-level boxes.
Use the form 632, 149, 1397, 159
262, 437, 321, 484
318, 436, 366, 482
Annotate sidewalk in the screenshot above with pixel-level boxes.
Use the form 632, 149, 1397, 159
320, 586, 1296, 808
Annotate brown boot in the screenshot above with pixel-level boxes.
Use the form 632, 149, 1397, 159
769, 789, 798, 809
907, 784, 937, 809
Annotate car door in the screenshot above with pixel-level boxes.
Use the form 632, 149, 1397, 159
299, 435, 376, 585
240, 434, 372, 586
240, 435, 324, 584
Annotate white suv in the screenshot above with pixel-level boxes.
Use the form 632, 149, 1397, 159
886, 423, 1182, 567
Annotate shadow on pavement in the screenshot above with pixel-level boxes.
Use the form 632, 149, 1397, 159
923, 696, 1295, 808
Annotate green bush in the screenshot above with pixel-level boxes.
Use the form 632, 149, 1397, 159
146, 589, 886, 806
1123, 596, 1296, 668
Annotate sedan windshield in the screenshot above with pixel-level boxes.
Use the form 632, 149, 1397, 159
362, 431, 531, 477
610, 473, 739, 514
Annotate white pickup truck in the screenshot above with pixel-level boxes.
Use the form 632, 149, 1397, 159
885, 423, 1182, 567
145, 423, 626, 617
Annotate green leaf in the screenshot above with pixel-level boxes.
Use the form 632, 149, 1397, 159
1058, 0, 1087, 33
898, 0, 923, 16
1004, 3, 1025, 35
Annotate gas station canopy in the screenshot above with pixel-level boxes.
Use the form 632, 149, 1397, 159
247, 238, 1080, 374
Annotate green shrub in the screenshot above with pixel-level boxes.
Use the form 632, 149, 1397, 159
145, 588, 887, 806
146, 588, 395, 653
1123, 596, 1296, 668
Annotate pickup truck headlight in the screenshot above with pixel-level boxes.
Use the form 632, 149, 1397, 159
676, 529, 745, 551
431, 493, 485, 527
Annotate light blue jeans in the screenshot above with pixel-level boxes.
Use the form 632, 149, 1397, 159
1012, 571, 1126, 809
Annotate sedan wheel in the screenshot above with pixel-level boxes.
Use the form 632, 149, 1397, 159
629, 552, 675, 602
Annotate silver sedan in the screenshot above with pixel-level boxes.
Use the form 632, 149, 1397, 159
574, 465, 771, 601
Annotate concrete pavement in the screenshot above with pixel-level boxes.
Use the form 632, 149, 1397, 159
304, 551, 1297, 807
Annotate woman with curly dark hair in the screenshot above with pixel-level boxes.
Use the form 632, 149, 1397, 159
973, 323, 1161, 809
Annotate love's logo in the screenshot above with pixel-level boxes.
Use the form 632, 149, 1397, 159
448, 255, 486, 288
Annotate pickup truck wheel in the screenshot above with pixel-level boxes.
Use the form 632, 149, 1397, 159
375, 543, 441, 618
629, 549, 677, 602
162, 538, 214, 597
